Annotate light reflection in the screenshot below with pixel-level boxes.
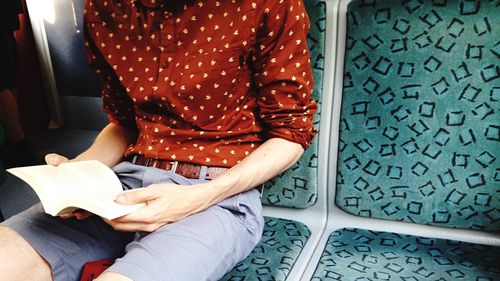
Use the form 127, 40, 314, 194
31, 0, 56, 24
71, 1, 80, 33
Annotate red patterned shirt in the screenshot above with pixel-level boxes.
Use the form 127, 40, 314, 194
83, 0, 317, 167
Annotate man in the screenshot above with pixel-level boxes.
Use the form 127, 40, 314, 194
0, 0, 317, 280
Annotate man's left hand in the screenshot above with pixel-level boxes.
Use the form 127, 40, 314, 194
104, 183, 207, 232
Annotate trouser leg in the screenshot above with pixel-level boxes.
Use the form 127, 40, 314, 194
107, 188, 264, 281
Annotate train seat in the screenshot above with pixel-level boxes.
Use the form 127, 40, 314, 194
312, 228, 499, 280
309, 0, 500, 279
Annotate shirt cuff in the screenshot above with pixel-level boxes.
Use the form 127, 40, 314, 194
266, 127, 318, 149
106, 113, 136, 129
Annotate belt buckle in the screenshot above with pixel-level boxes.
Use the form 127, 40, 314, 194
170, 161, 178, 173
131, 155, 138, 164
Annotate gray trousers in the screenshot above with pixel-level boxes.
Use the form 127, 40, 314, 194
2, 162, 264, 281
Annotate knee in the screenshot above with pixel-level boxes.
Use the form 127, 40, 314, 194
0, 225, 24, 240
0, 226, 33, 258
0, 226, 52, 281
0, 225, 20, 245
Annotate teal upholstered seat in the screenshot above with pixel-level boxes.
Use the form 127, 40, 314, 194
312, 229, 500, 280
312, 0, 499, 279
222, 1, 327, 280
334, 0, 499, 231
261, 0, 327, 209
220, 217, 311, 281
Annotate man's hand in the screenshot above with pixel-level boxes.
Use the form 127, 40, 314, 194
105, 138, 304, 232
44, 153, 70, 166
104, 183, 206, 232
60, 209, 93, 220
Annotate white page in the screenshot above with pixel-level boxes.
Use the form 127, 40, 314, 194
7, 160, 142, 219
56, 191, 145, 220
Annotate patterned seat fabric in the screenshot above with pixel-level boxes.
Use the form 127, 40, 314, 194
312, 228, 500, 281
335, 0, 500, 230
221, 217, 311, 281
262, 0, 327, 209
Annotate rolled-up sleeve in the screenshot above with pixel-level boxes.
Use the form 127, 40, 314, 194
83, 9, 136, 128
252, 0, 318, 149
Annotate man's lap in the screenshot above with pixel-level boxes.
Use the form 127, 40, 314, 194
109, 189, 263, 281
3, 203, 133, 280
1, 162, 264, 281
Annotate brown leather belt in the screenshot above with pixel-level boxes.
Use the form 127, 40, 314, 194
129, 155, 229, 180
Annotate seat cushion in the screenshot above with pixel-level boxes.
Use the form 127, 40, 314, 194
335, 0, 500, 230
220, 217, 311, 281
312, 228, 500, 280
262, 0, 327, 209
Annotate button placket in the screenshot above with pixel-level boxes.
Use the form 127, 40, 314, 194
159, 10, 174, 70
151, 8, 176, 113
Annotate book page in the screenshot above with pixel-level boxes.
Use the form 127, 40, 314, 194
58, 192, 145, 220
57, 160, 123, 196
7, 160, 139, 219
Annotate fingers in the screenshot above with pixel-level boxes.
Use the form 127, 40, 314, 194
74, 210, 93, 220
103, 208, 165, 233
106, 184, 193, 232
104, 218, 161, 233
113, 199, 161, 223
114, 186, 160, 205
45, 153, 70, 166
104, 199, 175, 232
59, 213, 75, 219
60, 210, 93, 220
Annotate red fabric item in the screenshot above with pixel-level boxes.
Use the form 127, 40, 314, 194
80, 259, 114, 281
83, 0, 317, 167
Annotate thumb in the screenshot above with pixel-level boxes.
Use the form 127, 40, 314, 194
45, 153, 70, 166
115, 187, 159, 205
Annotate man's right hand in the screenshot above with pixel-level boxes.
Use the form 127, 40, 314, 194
44, 153, 70, 166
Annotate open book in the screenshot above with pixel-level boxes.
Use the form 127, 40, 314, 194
7, 160, 144, 220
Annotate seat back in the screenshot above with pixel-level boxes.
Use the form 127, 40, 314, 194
334, 0, 499, 231
262, 0, 328, 209
26, 0, 107, 130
